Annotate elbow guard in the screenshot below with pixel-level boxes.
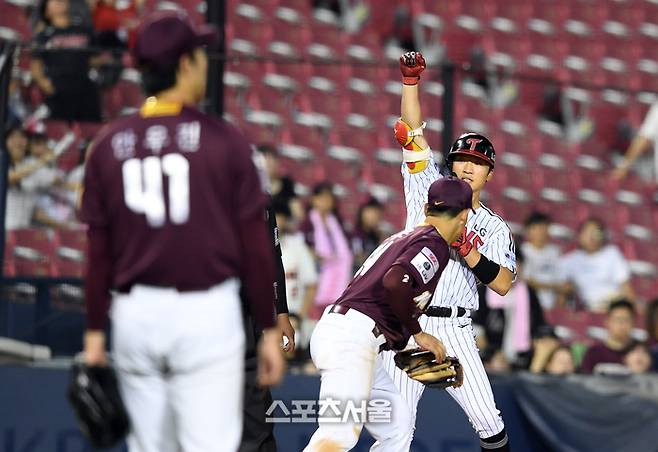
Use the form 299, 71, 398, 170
393, 118, 430, 174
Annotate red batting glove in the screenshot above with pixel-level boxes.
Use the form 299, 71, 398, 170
451, 227, 473, 257
400, 51, 426, 85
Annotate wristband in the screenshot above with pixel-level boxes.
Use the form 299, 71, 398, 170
471, 254, 500, 285
403, 76, 420, 85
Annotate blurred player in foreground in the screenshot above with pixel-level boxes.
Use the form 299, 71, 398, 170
80, 12, 284, 452
381, 51, 516, 451
304, 178, 472, 451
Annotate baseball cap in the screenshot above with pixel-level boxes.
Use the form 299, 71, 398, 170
132, 11, 218, 66
427, 177, 473, 212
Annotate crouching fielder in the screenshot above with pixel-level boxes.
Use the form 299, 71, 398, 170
304, 178, 472, 451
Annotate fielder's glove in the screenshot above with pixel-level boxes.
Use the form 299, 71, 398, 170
67, 362, 130, 448
394, 349, 464, 389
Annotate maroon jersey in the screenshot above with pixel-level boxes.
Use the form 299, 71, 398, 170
336, 225, 450, 350
81, 102, 276, 329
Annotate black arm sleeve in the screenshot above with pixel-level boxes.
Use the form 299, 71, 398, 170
267, 203, 289, 315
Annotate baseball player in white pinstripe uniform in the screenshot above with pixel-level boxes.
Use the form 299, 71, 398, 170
376, 51, 516, 452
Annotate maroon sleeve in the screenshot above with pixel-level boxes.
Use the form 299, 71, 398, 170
382, 264, 422, 335
80, 144, 113, 330
79, 143, 109, 228
85, 227, 113, 330
233, 137, 276, 329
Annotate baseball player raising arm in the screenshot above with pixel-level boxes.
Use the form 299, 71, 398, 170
80, 12, 284, 452
304, 178, 473, 452
379, 51, 517, 452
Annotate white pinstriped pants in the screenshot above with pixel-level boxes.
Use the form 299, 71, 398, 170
378, 315, 505, 444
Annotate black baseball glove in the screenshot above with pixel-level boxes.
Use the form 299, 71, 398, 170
394, 349, 464, 389
67, 362, 130, 448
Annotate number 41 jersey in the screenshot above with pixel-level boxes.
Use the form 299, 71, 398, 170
81, 104, 268, 292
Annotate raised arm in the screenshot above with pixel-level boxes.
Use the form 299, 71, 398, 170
396, 51, 442, 230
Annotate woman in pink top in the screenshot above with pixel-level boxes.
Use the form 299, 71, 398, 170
300, 182, 353, 320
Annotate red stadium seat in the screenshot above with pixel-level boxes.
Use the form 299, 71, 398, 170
0, 2, 31, 41
10, 229, 56, 277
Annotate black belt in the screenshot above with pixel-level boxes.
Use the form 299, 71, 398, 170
328, 304, 383, 339
425, 306, 468, 318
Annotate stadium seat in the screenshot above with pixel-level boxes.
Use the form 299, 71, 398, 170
10, 229, 56, 277
226, 2, 271, 51
0, 1, 30, 41
52, 226, 87, 278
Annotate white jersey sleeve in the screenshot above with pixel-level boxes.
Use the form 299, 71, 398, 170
479, 224, 517, 275
401, 151, 443, 231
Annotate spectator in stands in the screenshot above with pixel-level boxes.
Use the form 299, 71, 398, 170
300, 182, 353, 320
528, 326, 563, 373
89, 0, 143, 48
477, 245, 547, 369
21, 128, 61, 192
646, 298, 658, 370
624, 343, 654, 374
612, 101, 658, 182
559, 218, 634, 311
384, 5, 415, 51
31, 0, 101, 122
6, 125, 35, 230
5, 126, 59, 229
87, 0, 145, 88
542, 345, 575, 376
273, 199, 317, 350
257, 144, 304, 222
538, 83, 565, 126
351, 197, 384, 271
8, 69, 30, 125
521, 211, 563, 309
580, 299, 637, 374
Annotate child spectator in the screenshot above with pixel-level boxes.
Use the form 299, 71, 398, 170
624, 343, 654, 374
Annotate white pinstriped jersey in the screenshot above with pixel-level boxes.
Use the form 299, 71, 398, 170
402, 153, 516, 310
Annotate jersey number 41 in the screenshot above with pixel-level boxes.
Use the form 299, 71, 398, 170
122, 154, 190, 227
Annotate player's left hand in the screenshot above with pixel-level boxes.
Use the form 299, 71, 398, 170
277, 313, 296, 352
83, 330, 108, 366
451, 227, 473, 257
257, 327, 287, 387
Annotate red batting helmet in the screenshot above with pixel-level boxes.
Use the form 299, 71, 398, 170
446, 132, 496, 170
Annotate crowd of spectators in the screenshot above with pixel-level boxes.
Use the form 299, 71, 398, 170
256, 139, 656, 375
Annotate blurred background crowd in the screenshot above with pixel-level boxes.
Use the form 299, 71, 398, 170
2, 0, 658, 379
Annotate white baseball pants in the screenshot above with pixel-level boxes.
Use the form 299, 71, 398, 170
111, 279, 245, 452
380, 315, 505, 443
304, 306, 414, 452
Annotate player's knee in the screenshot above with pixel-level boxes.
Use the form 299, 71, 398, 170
480, 428, 509, 452
386, 401, 415, 444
